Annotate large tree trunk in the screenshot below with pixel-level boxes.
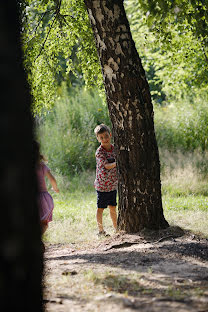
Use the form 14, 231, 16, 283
84, 0, 168, 232
0, 2, 43, 311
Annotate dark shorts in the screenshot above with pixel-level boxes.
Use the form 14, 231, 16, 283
97, 190, 117, 208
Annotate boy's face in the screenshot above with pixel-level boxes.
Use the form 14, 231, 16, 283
97, 131, 111, 147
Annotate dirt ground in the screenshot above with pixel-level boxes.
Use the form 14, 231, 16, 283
43, 226, 208, 312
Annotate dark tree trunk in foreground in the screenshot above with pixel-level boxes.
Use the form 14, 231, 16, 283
84, 0, 169, 232
0, 2, 43, 311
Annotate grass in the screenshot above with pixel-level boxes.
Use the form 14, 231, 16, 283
85, 270, 142, 295
44, 191, 98, 244
44, 170, 116, 244
160, 152, 208, 237
82, 270, 204, 299
43, 154, 208, 244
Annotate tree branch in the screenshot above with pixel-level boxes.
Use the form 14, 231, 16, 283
34, 15, 57, 61
34, 0, 62, 61
26, 9, 53, 44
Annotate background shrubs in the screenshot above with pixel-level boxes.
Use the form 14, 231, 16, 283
155, 97, 208, 152
37, 86, 208, 179
37, 86, 208, 242
37, 87, 110, 175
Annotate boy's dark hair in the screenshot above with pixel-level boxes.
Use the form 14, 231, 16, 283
94, 124, 110, 136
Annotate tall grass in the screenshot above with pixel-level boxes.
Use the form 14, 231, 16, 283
44, 162, 208, 245
37, 87, 208, 243
37, 88, 208, 177
159, 149, 208, 194
154, 96, 208, 152
37, 87, 110, 175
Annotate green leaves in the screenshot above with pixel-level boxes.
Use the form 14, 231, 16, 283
125, 0, 208, 101
21, 0, 102, 115
37, 87, 110, 175
22, 0, 208, 112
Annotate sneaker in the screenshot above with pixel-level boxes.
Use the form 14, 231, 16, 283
97, 231, 110, 238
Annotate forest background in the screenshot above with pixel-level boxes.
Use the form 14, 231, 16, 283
22, 0, 208, 243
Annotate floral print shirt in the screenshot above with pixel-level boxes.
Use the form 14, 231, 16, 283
94, 145, 118, 192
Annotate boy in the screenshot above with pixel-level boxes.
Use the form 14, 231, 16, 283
94, 124, 118, 237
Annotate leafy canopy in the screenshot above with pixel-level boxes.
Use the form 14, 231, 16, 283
21, 0, 208, 114
21, 0, 102, 115
125, 0, 208, 100
139, 0, 208, 44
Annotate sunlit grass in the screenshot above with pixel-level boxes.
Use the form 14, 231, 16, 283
164, 208, 208, 237
44, 191, 99, 244
44, 193, 208, 244
161, 149, 208, 196
163, 194, 208, 237
44, 156, 208, 244
44, 189, 116, 244
163, 195, 208, 212
161, 155, 208, 237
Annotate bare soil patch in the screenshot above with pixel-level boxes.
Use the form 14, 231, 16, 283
44, 227, 208, 312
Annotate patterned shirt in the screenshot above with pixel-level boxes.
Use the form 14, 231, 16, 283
94, 144, 118, 192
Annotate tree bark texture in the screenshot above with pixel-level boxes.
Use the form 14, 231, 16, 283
0, 2, 43, 311
84, 0, 169, 232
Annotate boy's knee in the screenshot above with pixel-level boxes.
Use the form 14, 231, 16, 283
97, 208, 104, 213
109, 206, 116, 211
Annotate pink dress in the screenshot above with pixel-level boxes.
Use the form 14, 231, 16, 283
36, 162, 54, 222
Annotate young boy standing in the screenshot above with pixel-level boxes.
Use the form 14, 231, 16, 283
94, 124, 118, 236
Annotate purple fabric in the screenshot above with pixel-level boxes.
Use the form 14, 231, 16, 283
36, 162, 54, 222
36, 162, 49, 192
38, 192, 54, 222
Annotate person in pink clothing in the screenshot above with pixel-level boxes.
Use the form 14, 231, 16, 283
94, 124, 118, 237
34, 140, 59, 236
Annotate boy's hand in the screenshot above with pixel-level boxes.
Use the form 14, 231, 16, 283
104, 162, 116, 169
107, 157, 115, 163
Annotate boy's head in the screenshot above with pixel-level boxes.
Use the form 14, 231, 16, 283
94, 124, 110, 137
94, 124, 112, 146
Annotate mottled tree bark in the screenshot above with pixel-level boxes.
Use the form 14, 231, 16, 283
0, 1, 43, 311
84, 0, 168, 232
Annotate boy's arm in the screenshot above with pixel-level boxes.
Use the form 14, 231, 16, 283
45, 170, 59, 193
96, 149, 116, 170
104, 162, 116, 169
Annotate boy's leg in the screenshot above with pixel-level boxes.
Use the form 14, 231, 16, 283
96, 208, 104, 233
109, 205, 117, 231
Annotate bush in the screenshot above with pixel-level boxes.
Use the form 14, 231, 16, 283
37, 88, 208, 178
154, 96, 208, 152
37, 86, 110, 175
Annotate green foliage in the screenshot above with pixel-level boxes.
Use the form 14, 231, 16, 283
44, 169, 208, 244
154, 96, 208, 152
37, 86, 110, 175
37, 86, 208, 179
21, 0, 103, 114
22, 0, 208, 112
138, 0, 208, 44
125, 0, 208, 100
125, 0, 166, 103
